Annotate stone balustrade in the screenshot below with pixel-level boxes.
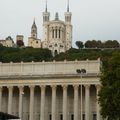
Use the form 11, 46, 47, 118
0, 59, 100, 77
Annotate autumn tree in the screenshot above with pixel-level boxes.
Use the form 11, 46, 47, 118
16, 40, 24, 47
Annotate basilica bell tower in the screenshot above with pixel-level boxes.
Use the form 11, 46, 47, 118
43, 0, 50, 42
64, 0, 72, 50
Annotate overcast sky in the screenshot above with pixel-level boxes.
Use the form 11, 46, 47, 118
0, 0, 120, 46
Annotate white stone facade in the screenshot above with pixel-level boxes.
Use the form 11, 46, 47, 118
0, 59, 102, 120
42, 11, 72, 56
0, 36, 14, 47
28, 4, 72, 56
28, 37, 41, 48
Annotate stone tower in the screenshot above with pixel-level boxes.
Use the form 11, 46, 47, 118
28, 19, 41, 48
64, 0, 72, 50
42, 0, 50, 42
31, 19, 37, 39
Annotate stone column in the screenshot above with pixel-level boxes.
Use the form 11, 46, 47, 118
0, 87, 2, 111
80, 85, 83, 120
54, 29, 56, 39
96, 85, 101, 120
18, 86, 24, 118
61, 29, 63, 40
57, 29, 59, 39
74, 85, 79, 120
51, 85, 56, 120
62, 85, 68, 120
84, 85, 90, 120
29, 86, 35, 120
8, 86, 13, 114
40, 85, 46, 120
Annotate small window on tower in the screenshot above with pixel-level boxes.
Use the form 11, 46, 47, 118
60, 45, 63, 48
60, 114, 63, 120
49, 45, 52, 47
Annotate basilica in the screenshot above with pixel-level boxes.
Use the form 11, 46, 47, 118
28, 1, 72, 56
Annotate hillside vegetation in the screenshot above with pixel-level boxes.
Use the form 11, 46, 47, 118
0, 44, 120, 64
0, 45, 52, 63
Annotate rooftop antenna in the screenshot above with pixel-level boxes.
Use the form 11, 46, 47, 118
45, 0, 48, 12
67, 0, 69, 12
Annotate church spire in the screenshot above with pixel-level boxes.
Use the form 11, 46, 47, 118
45, 0, 48, 12
67, 0, 69, 12
33, 17, 35, 25
31, 18, 37, 38
55, 12, 59, 21
32, 18, 37, 28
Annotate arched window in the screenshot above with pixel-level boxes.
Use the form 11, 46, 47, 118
59, 29, 61, 38
55, 29, 57, 38
52, 30, 54, 38
54, 50, 58, 56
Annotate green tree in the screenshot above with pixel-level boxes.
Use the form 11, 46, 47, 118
75, 41, 84, 49
99, 52, 120, 120
85, 40, 98, 48
96, 40, 103, 48
104, 40, 113, 48
85, 40, 92, 48
112, 40, 119, 48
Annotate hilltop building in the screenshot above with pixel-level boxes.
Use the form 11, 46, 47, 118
0, 36, 15, 47
28, 1, 72, 55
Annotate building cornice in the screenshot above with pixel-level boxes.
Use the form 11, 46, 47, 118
0, 73, 100, 80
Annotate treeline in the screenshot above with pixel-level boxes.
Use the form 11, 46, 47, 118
76, 40, 120, 49
0, 44, 52, 63
54, 48, 120, 67
0, 43, 120, 64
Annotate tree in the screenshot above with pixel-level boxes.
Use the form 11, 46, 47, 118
75, 41, 84, 49
0, 43, 4, 51
85, 40, 92, 48
91, 40, 97, 48
99, 52, 120, 120
96, 40, 103, 48
112, 40, 119, 48
85, 40, 97, 48
104, 40, 113, 48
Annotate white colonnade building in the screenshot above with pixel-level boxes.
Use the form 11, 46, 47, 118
0, 59, 101, 120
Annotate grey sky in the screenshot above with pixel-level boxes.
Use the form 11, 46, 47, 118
0, 0, 120, 47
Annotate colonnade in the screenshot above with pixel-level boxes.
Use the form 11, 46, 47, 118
0, 84, 101, 120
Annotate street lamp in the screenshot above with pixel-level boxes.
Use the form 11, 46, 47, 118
76, 69, 86, 120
